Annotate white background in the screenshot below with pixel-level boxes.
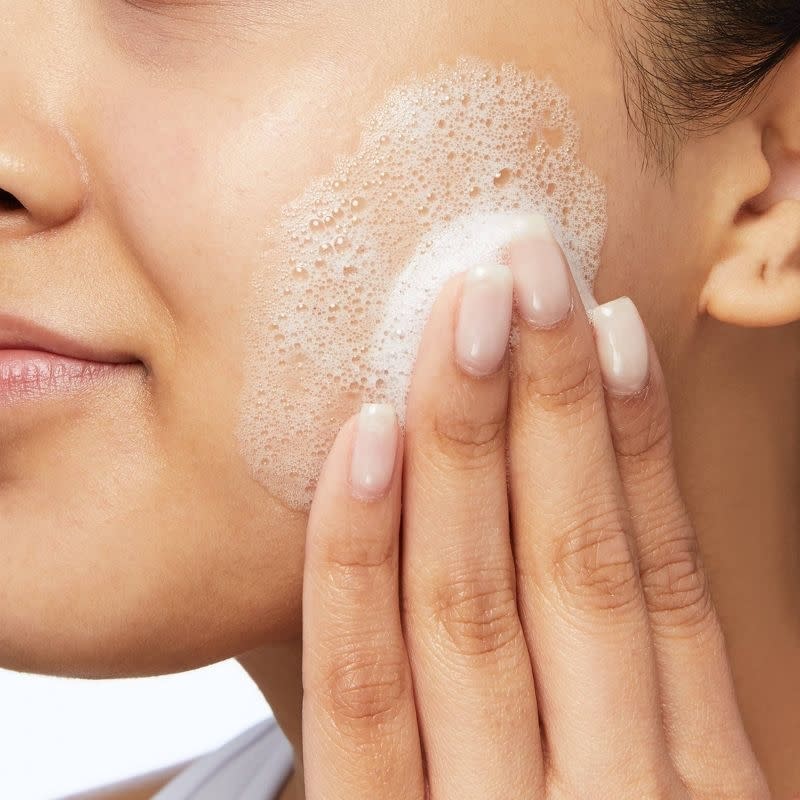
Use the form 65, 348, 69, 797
0, 661, 272, 800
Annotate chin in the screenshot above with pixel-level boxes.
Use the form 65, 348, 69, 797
0, 477, 306, 680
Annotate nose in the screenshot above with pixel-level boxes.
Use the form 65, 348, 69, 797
0, 114, 85, 237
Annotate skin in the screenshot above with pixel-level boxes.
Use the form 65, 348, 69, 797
299, 234, 768, 799
0, 0, 798, 797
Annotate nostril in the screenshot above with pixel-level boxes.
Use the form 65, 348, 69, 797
0, 188, 24, 212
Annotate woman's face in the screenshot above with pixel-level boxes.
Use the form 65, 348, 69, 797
0, 0, 724, 676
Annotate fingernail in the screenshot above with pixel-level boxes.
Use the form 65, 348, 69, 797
455, 263, 514, 377
350, 404, 398, 500
591, 297, 650, 394
510, 216, 573, 327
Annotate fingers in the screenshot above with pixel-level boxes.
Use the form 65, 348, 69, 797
600, 321, 770, 796
506, 218, 674, 796
402, 265, 544, 799
302, 406, 425, 800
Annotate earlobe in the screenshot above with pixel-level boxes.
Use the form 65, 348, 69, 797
700, 200, 800, 328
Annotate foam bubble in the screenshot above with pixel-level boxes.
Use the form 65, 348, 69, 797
239, 58, 607, 510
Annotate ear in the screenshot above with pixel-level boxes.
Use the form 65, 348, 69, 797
699, 199, 800, 328
699, 58, 800, 328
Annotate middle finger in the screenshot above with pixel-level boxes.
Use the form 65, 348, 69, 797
507, 217, 673, 796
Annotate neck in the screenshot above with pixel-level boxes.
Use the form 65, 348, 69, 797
238, 640, 305, 800
668, 315, 800, 796
670, 317, 800, 627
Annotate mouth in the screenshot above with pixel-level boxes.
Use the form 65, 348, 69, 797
0, 314, 142, 406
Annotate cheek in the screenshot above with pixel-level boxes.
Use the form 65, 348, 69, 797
595, 155, 708, 367
88, 59, 609, 522
94, 89, 266, 317
89, 76, 367, 347
239, 58, 608, 512
87, 83, 317, 474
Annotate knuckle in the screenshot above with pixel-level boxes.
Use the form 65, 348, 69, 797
428, 567, 522, 659
320, 642, 408, 729
515, 346, 603, 416
613, 392, 674, 464
638, 528, 716, 636
319, 525, 395, 598
550, 507, 641, 614
431, 396, 506, 466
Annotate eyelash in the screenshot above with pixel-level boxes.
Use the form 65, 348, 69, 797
116, 0, 274, 29
117, 0, 234, 20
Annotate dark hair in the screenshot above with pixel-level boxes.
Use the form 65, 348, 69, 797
613, 1, 800, 165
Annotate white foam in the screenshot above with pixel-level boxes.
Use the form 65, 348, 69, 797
239, 58, 607, 510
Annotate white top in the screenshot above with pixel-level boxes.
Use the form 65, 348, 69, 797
152, 719, 295, 800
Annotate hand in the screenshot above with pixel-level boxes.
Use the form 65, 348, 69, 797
300, 217, 769, 799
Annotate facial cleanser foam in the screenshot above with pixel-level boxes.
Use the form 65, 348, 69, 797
239, 58, 607, 510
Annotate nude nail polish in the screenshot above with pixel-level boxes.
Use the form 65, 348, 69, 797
591, 297, 650, 394
510, 217, 573, 327
455, 263, 514, 377
350, 404, 398, 500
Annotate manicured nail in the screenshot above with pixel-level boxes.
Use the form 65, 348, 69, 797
591, 297, 650, 394
455, 263, 514, 377
509, 216, 573, 327
350, 404, 398, 500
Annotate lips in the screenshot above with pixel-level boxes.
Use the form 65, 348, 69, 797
0, 313, 140, 405
0, 312, 138, 363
